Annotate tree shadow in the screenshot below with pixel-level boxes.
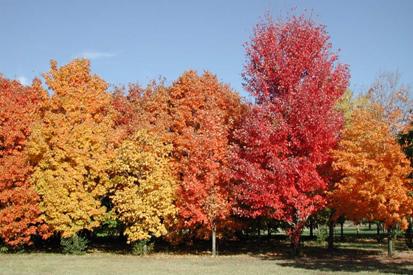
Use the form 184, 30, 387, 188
256, 246, 413, 274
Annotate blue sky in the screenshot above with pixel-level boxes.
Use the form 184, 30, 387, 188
1, 0, 412, 98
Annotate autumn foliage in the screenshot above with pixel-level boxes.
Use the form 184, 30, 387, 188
0, 13, 412, 259
231, 15, 349, 252
110, 130, 176, 243
0, 77, 51, 247
330, 103, 413, 229
122, 72, 244, 241
27, 59, 115, 238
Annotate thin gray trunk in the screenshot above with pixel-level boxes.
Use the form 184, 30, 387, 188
212, 225, 217, 257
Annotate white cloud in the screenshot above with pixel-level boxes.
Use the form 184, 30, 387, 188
16, 76, 29, 86
77, 51, 117, 60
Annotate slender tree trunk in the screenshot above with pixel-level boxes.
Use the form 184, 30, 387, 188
377, 222, 381, 243
388, 228, 394, 257
340, 222, 344, 241
368, 222, 371, 230
309, 222, 314, 238
406, 217, 413, 248
212, 224, 217, 257
328, 222, 335, 251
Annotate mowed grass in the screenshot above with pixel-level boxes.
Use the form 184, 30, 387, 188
0, 253, 320, 275
1, 224, 412, 275
1, 243, 413, 275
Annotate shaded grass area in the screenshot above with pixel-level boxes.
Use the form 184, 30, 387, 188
282, 239, 413, 274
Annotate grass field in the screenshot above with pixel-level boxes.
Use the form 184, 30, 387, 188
0, 253, 332, 275
1, 224, 412, 275
1, 248, 413, 275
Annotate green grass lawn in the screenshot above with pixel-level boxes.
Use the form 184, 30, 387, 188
0, 253, 320, 275
2, 239, 413, 275
1, 224, 412, 275
1, 249, 413, 275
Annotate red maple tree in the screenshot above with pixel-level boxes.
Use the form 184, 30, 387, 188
231, 15, 349, 254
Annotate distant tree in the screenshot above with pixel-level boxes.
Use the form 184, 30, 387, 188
367, 72, 412, 134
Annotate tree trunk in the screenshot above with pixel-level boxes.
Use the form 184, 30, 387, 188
328, 222, 335, 251
387, 228, 394, 257
368, 222, 371, 230
340, 222, 344, 241
212, 224, 217, 257
309, 222, 314, 238
289, 224, 304, 257
406, 217, 413, 248
290, 234, 301, 257
377, 222, 381, 243
291, 241, 300, 256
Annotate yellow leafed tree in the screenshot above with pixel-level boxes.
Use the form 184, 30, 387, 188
110, 130, 176, 243
28, 59, 115, 237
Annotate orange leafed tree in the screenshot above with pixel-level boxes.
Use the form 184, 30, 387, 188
0, 77, 51, 247
331, 103, 413, 230
125, 72, 244, 252
27, 59, 115, 238
110, 87, 140, 146
166, 71, 243, 253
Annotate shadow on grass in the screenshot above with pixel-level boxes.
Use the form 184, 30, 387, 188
255, 243, 413, 274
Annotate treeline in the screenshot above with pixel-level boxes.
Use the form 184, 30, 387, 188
1, 15, 412, 257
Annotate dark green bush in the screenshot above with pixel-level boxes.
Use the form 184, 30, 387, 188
95, 218, 121, 238
316, 225, 328, 245
0, 245, 8, 254
60, 234, 88, 255
132, 240, 154, 255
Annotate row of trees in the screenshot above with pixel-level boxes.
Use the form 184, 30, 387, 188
1, 15, 412, 256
